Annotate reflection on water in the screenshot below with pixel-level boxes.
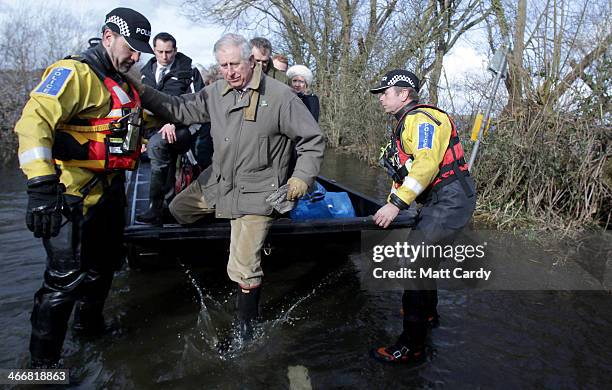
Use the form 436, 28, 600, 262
1, 154, 611, 388
320, 151, 391, 201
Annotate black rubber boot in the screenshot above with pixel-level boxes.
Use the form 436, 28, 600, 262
135, 169, 166, 226
73, 300, 103, 328
236, 286, 261, 341
72, 301, 107, 336
72, 269, 116, 336
401, 290, 429, 350
29, 288, 75, 369
372, 290, 429, 365
399, 307, 440, 328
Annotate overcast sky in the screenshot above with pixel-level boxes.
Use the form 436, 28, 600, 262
0, 0, 490, 101
0, 0, 224, 66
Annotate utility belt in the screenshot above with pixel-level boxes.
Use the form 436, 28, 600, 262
54, 107, 143, 172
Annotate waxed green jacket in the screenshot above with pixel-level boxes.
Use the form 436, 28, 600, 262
138, 64, 325, 218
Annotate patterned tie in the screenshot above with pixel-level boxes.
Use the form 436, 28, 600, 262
158, 66, 167, 86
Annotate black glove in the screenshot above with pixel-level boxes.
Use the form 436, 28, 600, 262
26, 180, 66, 239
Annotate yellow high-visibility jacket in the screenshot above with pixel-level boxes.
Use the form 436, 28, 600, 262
389, 106, 453, 206
15, 59, 126, 211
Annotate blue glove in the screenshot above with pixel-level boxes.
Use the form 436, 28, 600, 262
26, 180, 66, 239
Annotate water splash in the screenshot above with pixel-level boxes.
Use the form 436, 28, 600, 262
179, 259, 348, 361
216, 262, 348, 360
179, 261, 219, 349
274, 264, 346, 327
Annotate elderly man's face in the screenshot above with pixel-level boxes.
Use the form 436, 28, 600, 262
378, 87, 408, 114
104, 30, 141, 73
251, 46, 270, 69
218, 45, 254, 90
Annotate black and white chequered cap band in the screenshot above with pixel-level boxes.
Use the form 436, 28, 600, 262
106, 15, 130, 36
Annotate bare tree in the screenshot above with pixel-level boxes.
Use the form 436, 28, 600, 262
1, 2, 96, 93
0, 2, 97, 165
421, 0, 490, 104
488, 0, 611, 112
183, 0, 490, 147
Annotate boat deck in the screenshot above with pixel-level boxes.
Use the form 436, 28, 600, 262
124, 162, 416, 247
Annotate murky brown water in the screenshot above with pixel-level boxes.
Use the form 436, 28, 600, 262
1, 153, 611, 389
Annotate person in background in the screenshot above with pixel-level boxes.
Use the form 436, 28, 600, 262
198, 64, 223, 86
272, 54, 289, 72
287, 64, 319, 122
136, 32, 208, 226
14, 7, 153, 368
250, 37, 288, 83
194, 63, 206, 79
369, 69, 476, 365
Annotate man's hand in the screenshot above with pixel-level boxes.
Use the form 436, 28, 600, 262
265, 183, 295, 213
159, 123, 177, 143
26, 181, 65, 239
286, 177, 308, 201
373, 203, 400, 228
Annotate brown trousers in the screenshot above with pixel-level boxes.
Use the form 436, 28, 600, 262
169, 180, 272, 288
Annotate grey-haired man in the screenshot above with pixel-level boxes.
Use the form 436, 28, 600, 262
128, 33, 325, 341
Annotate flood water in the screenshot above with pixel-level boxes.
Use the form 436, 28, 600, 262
1, 153, 611, 389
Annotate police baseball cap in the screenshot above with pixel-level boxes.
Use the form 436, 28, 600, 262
104, 8, 153, 54
369, 69, 420, 94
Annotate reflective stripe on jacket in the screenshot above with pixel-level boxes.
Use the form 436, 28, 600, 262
390, 104, 468, 206
56, 70, 142, 172
14, 44, 136, 211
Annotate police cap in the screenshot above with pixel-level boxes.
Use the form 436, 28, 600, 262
104, 8, 153, 54
369, 69, 420, 94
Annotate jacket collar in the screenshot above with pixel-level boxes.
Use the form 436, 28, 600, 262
220, 63, 263, 121
80, 43, 125, 84
87, 43, 115, 76
394, 99, 420, 121
221, 62, 263, 96
157, 60, 174, 72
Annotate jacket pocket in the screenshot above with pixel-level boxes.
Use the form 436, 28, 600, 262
258, 136, 270, 169
197, 166, 220, 207
236, 174, 278, 215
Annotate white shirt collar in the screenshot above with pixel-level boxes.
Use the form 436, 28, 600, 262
156, 61, 174, 81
